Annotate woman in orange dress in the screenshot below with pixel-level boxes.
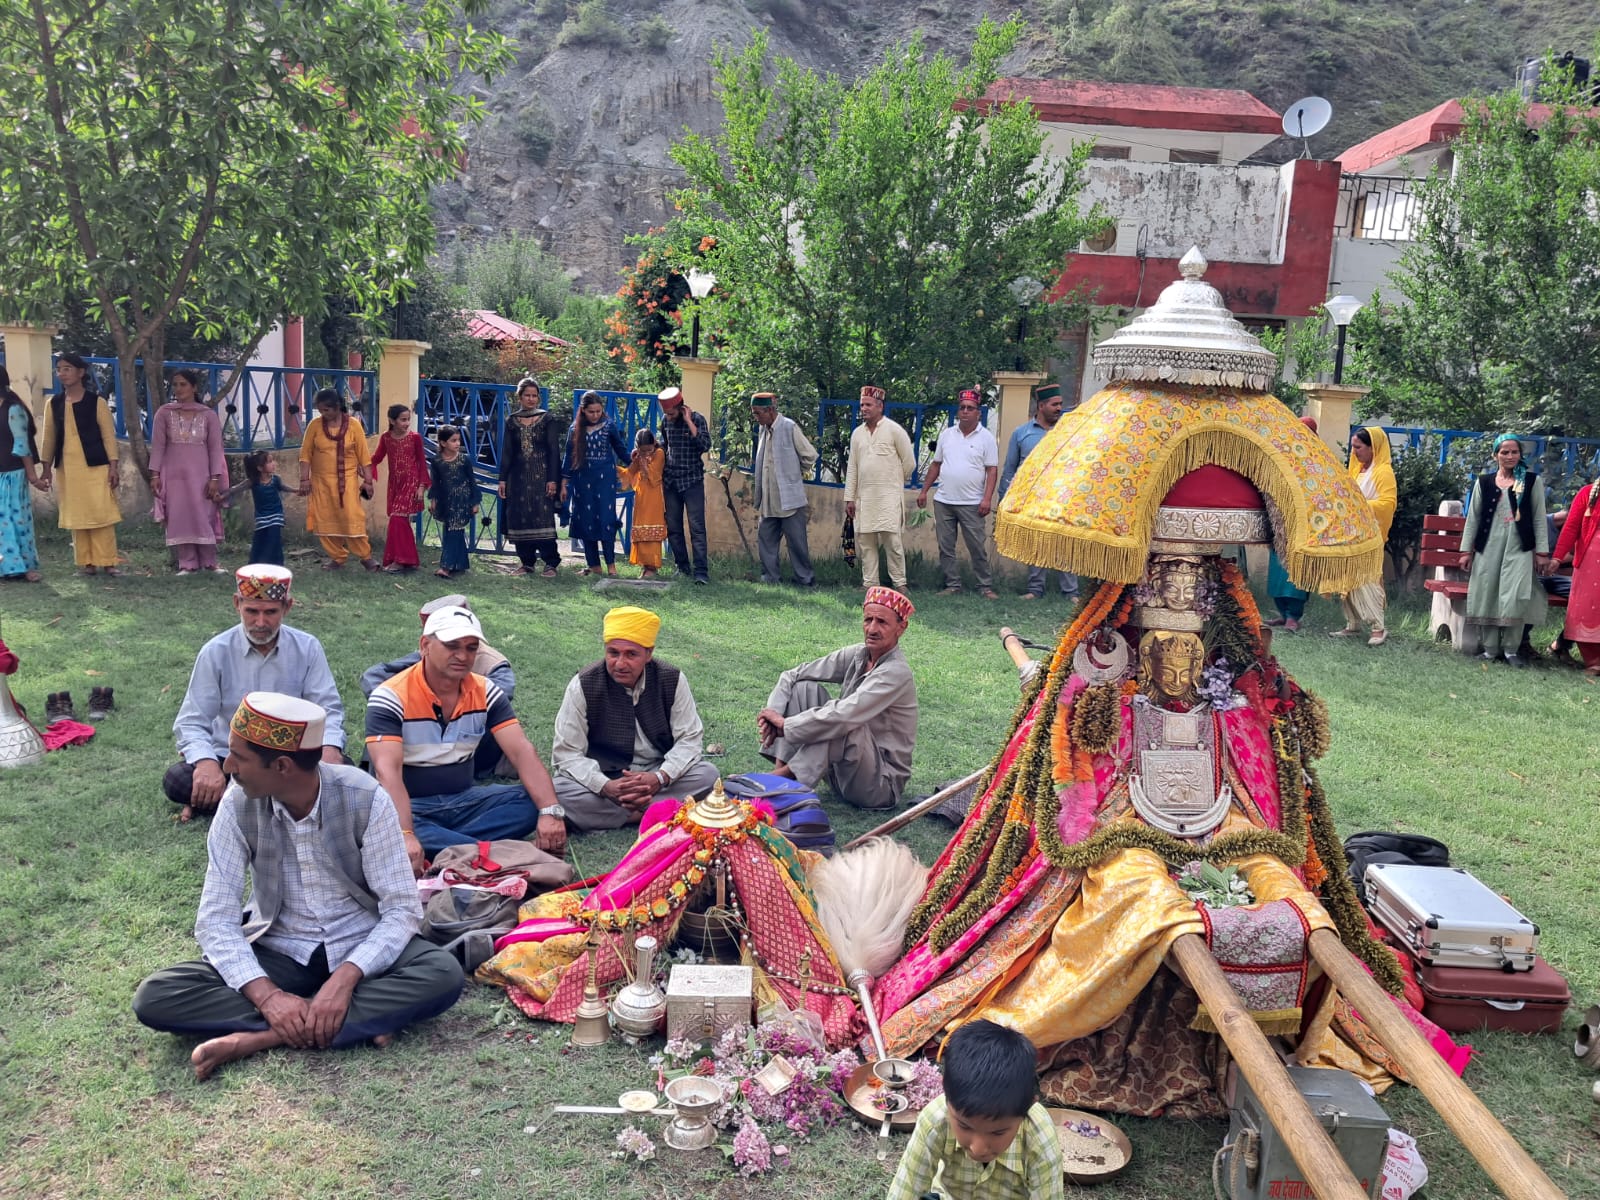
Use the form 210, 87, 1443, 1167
621, 428, 666, 578
297, 388, 377, 571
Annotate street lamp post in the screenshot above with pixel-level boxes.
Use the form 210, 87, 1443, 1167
1324, 294, 1364, 384
1008, 276, 1044, 372
686, 268, 717, 359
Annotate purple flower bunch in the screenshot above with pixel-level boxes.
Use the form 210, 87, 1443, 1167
901, 1058, 944, 1110
732, 1114, 773, 1176
1196, 658, 1237, 709
614, 1126, 657, 1162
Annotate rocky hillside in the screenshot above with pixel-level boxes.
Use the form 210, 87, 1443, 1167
439, 0, 1599, 291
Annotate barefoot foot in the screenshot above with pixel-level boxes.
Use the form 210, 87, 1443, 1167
178, 805, 195, 823
373, 1033, 395, 1048
191, 1029, 284, 1080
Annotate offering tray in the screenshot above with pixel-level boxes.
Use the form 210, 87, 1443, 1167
1045, 1107, 1132, 1184
843, 1063, 919, 1131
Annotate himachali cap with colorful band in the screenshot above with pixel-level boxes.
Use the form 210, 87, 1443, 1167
231, 692, 327, 752
657, 386, 683, 405
235, 564, 292, 602
958, 388, 982, 405
1034, 382, 1062, 405
864, 586, 914, 624
860, 385, 886, 405
750, 392, 777, 407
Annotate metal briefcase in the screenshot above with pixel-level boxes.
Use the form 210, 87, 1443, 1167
1364, 863, 1537, 971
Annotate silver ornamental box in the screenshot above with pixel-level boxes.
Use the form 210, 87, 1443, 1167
665, 964, 753, 1043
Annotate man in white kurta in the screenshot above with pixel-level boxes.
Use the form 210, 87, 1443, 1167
842, 384, 917, 591
757, 588, 918, 810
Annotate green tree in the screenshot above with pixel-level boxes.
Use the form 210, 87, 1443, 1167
1359, 84, 1600, 435
453, 233, 575, 325
661, 17, 1104, 423
0, 0, 511, 470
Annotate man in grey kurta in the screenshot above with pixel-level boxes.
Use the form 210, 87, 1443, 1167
752, 391, 818, 587
757, 587, 918, 810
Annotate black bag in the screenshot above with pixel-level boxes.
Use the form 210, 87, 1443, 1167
1343, 830, 1451, 894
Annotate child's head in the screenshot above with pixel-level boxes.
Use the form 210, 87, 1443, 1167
244, 451, 274, 483
635, 427, 657, 451
435, 425, 462, 453
941, 1020, 1038, 1164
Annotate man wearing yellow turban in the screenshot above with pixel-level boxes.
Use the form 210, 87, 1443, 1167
550, 606, 719, 829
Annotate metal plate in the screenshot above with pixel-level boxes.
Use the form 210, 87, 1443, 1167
843, 1063, 920, 1131
1047, 1107, 1133, 1183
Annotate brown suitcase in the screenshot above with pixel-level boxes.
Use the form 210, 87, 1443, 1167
1416, 955, 1570, 1034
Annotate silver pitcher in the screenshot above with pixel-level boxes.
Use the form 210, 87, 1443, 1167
609, 934, 667, 1041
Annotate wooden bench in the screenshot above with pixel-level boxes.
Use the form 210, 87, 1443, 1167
1422, 499, 1567, 652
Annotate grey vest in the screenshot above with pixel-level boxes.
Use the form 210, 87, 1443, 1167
754, 415, 809, 514
232, 764, 381, 943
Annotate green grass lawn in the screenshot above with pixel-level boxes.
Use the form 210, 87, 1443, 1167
2, 525, 1597, 1199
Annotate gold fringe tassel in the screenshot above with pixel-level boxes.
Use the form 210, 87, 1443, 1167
996, 426, 1385, 594
1190, 1006, 1303, 1038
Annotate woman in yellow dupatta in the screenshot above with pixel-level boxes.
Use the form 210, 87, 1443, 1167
1330, 427, 1396, 646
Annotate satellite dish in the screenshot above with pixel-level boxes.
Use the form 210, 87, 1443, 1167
1282, 96, 1333, 158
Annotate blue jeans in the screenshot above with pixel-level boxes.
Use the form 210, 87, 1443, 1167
410, 784, 538, 857
249, 525, 284, 566
664, 478, 708, 581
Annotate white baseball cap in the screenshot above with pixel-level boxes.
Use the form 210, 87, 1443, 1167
422, 605, 483, 643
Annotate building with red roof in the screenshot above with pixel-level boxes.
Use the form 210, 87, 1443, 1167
462, 309, 569, 348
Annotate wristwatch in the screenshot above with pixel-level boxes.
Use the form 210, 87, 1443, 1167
540, 804, 567, 820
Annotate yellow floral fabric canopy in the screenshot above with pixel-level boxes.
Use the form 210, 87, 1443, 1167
995, 383, 1383, 594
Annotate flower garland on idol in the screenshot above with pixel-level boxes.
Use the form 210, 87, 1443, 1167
902, 563, 1401, 993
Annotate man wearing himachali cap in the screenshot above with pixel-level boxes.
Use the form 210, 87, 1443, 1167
166, 565, 344, 822
133, 693, 464, 1081
551, 605, 719, 829
843, 385, 916, 592
756, 587, 918, 810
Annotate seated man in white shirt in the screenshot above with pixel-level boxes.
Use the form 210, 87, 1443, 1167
133, 693, 463, 1080
551, 606, 720, 830
166, 565, 345, 821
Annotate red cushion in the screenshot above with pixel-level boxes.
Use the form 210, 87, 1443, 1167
1162, 465, 1264, 510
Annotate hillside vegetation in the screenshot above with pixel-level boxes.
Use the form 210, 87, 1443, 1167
445, 0, 1600, 286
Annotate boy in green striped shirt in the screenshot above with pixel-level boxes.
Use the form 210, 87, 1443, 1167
885, 1020, 1063, 1200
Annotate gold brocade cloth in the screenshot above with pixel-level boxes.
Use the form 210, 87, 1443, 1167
995, 383, 1383, 593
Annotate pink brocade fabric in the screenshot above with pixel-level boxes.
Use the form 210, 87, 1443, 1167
1219, 706, 1282, 829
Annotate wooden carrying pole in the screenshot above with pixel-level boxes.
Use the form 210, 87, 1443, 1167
1168, 934, 1370, 1200
1306, 929, 1566, 1200
840, 767, 986, 851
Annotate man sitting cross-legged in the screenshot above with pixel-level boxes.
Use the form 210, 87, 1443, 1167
551, 605, 720, 830
166, 564, 345, 822
757, 586, 918, 810
366, 604, 565, 873
360, 593, 516, 778
132, 693, 464, 1080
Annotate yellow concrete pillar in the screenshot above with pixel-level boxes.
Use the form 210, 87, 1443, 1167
990, 369, 1048, 456
676, 356, 722, 436
1299, 383, 1370, 460
1, 324, 60, 417
372, 338, 430, 539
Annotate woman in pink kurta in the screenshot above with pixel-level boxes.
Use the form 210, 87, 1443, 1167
1553, 481, 1600, 675
370, 404, 430, 571
149, 368, 227, 574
